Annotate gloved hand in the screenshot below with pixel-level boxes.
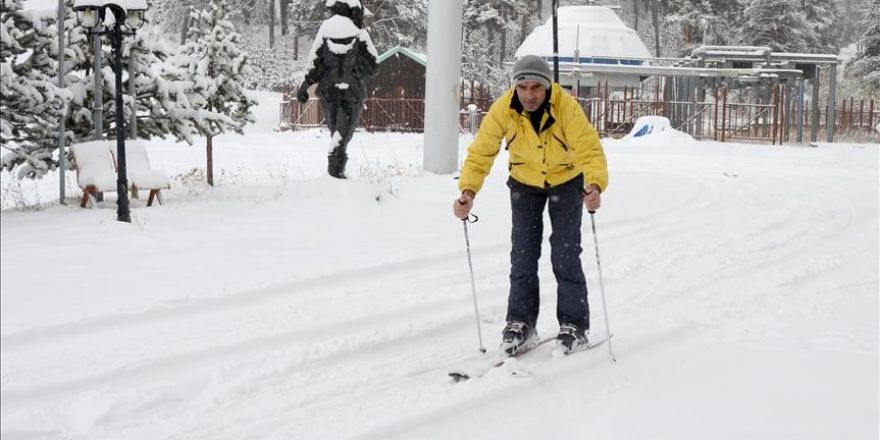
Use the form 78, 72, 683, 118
296, 83, 310, 103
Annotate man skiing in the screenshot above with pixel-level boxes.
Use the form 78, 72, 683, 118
453, 55, 608, 355
296, 0, 378, 179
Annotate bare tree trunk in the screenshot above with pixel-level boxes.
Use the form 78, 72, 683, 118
487, 27, 495, 75
293, 32, 299, 60
633, 0, 639, 30
269, 0, 275, 48
206, 134, 214, 186
280, 0, 289, 36
651, 0, 661, 57
537, 0, 543, 20
180, 12, 191, 45
500, 13, 508, 66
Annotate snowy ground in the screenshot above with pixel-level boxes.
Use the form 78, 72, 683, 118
1, 92, 878, 439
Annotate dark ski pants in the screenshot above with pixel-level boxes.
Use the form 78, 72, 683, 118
320, 97, 363, 156
506, 174, 590, 330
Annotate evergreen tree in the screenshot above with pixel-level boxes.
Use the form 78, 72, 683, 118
125, 27, 199, 142
666, 0, 745, 53
740, 0, 809, 52
800, 0, 842, 53
62, 4, 197, 145
289, 0, 325, 43
839, 0, 871, 47
847, 0, 880, 96
361, 0, 428, 52
461, 0, 512, 95
0, 0, 70, 179
167, 0, 256, 186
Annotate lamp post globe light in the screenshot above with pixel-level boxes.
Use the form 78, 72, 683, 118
73, 0, 148, 223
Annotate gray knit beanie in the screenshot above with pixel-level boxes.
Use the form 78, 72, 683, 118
512, 55, 552, 89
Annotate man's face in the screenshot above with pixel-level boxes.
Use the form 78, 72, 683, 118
515, 81, 547, 112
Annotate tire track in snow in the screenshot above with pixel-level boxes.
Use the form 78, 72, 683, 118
0, 242, 511, 351
0, 257, 512, 410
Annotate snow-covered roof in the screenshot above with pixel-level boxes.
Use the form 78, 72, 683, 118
377, 46, 426, 68
515, 5, 651, 64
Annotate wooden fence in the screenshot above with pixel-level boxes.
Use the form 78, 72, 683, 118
281, 96, 492, 133
281, 93, 877, 143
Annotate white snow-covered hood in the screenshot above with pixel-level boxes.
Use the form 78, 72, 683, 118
325, 0, 361, 8
304, 15, 378, 66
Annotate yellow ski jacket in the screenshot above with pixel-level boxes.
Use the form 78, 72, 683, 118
459, 83, 608, 195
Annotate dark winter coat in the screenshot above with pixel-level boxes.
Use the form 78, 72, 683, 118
302, 13, 378, 103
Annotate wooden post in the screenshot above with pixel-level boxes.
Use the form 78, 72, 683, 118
860, 99, 865, 130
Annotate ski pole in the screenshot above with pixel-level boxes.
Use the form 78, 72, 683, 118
462, 213, 487, 353
589, 211, 616, 362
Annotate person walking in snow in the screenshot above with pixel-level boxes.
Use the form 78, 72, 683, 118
296, 0, 378, 179
452, 55, 608, 355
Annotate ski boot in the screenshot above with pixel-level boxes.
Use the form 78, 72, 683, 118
500, 321, 538, 356
557, 323, 589, 355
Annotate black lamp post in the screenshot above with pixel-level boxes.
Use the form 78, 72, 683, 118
73, 0, 147, 223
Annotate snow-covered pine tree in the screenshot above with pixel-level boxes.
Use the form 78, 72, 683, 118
839, 0, 872, 48
739, 0, 809, 52
665, 0, 717, 50
122, 27, 198, 143
846, 0, 880, 96
59, 0, 195, 146
150, 0, 211, 44
0, 0, 71, 179
168, 0, 256, 186
362, 0, 428, 52
800, 0, 842, 54
288, 0, 325, 61
665, 0, 745, 53
461, 0, 521, 96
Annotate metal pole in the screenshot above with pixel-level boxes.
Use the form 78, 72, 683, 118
552, 0, 559, 83
810, 75, 820, 143
92, 24, 104, 140
721, 83, 727, 142
423, 0, 463, 174
462, 220, 486, 353
110, 24, 130, 223
467, 104, 478, 137
784, 81, 794, 142
129, 47, 138, 139
797, 77, 805, 143
826, 63, 838, 143
58, 0, 67, 205
589, 212, 615, 362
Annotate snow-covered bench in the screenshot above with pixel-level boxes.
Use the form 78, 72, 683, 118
110, 141, 170, 206
70, 141, 119, 208
70, 140, 170, 208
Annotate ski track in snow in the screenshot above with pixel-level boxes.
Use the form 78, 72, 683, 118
1, 136, 877, 439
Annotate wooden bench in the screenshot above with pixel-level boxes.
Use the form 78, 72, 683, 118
70, 140, 170, 208
70, 141, 118, 208
110, 141, 171, 206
